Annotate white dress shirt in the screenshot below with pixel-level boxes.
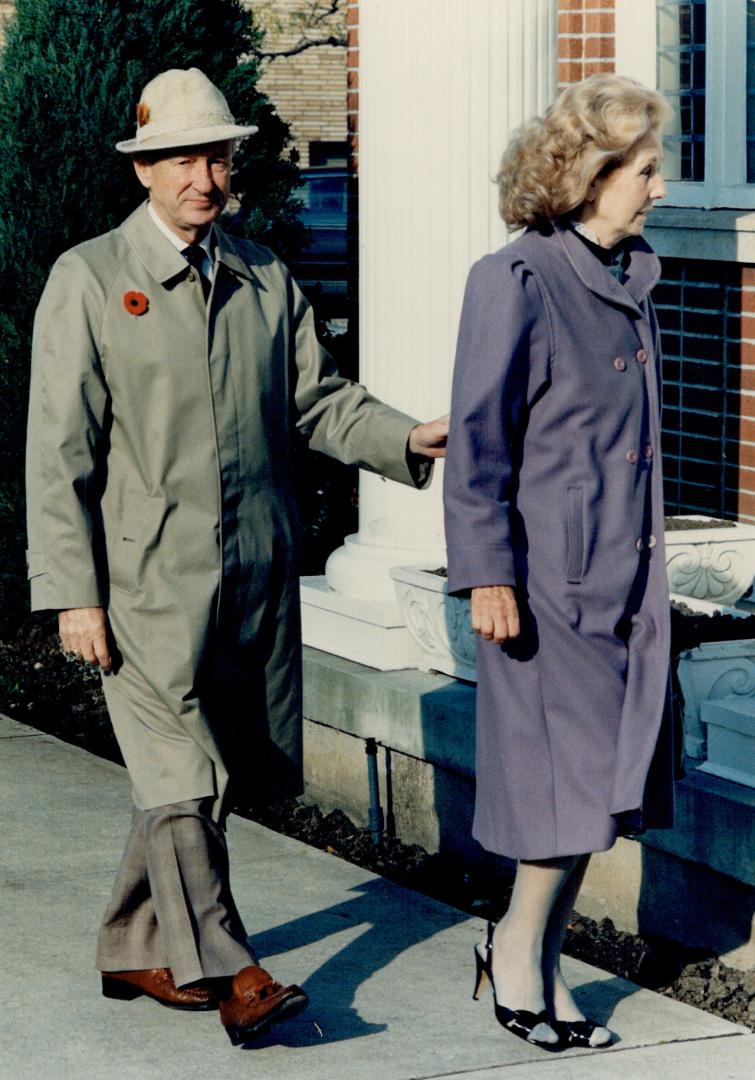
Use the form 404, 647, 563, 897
147, 201, 215, 282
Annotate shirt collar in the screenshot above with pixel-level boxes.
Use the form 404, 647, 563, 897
553, 217, 661, 312
147, 201, 215, 264
570, 217, 601, 246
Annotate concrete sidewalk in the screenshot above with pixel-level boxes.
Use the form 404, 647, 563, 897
0, 714, 751, 1080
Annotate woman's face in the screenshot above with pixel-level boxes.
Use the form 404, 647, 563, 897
578, 131, 667, 248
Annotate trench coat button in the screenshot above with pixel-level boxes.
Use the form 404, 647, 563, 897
636, 349, 648, 364
626, 449, 639, 464
187, 271, 197, 283
648, 534, 657, 548
614, 357, 627, 372
644, 444, 654, 459
636, 538, 644, 551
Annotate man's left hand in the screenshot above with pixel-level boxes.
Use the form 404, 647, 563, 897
408, 415, 449, 459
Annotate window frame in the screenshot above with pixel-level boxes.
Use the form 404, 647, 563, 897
616, 0, 755, 209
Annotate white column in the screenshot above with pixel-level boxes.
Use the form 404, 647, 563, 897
301, 0, 557, 668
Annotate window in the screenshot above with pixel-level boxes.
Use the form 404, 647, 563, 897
656, 1, 706, 182
616, 0, 755, 209
748, 3, 755, 181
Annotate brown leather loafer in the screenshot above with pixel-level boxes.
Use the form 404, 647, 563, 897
219, 965, 309, 1045
101, 967, 218, 1011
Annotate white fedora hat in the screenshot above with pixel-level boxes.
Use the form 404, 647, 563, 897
115, 67, 258, 154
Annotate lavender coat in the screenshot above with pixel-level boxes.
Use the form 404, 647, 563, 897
444, 219, 674, 860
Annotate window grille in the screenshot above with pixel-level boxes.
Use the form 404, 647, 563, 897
656, 1, 706, 182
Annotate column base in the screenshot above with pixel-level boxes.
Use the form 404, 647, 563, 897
300, 576, 425, 671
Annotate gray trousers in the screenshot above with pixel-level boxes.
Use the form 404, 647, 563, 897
96, 799, 255, 987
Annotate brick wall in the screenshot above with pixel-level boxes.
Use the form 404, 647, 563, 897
346, 0, 358, 171
345, 0, 359, 325
656, 261, 755, 521
252, 0, 347, 168
0, 2, 13, 44
557, 0, 615, 87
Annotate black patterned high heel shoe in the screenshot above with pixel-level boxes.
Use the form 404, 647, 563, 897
550, 1018, 613, 1048
473, 921, 560, 1051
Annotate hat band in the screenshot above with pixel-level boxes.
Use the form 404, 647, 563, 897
136, 108, 236, 143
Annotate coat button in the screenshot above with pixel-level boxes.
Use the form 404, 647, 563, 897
626, 449, 639, 464
644, 444, 654, 459
636, 349, 648, 364
648, 534, 657, 548
187, 271, 196, 283
614, 357, 627, 372
636, 538, 644, 551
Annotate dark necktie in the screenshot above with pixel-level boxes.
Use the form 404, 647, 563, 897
182, 244, 211, 302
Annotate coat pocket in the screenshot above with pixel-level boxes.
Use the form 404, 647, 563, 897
25, 549, 46, 582
565, 484, 585, 584
108, 490, 167, 596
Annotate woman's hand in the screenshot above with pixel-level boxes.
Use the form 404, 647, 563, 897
471, 585, 520, 644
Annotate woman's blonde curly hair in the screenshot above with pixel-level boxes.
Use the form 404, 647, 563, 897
498, 74, 673, 229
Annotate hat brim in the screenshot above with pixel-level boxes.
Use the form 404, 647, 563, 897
116, 123, 258, 154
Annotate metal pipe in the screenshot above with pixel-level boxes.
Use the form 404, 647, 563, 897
365, 737, 384, 846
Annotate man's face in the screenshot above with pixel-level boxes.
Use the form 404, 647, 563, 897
133, 141, 233, 242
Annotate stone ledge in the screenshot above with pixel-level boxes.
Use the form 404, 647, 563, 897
303, 646, 475, 777
303, 647, 754, 888
643, 767, 755, 888
646, 207, 755, 263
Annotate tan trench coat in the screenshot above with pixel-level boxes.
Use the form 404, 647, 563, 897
26, 202, 424, 814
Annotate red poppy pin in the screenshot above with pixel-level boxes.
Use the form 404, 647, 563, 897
123, 290, 149, 316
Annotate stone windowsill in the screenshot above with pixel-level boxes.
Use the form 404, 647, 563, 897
645, 207, 755, 264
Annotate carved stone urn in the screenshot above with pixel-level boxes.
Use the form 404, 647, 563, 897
388, 566, 476, 682
664, 515, 755, 608
390, 516, 755, 685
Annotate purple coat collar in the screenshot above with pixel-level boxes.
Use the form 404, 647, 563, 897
549, 216, 661, 315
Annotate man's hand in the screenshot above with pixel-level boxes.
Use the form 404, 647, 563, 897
408, 414, 449, 459
59, 607, 113, 673
471, 585, 520, 645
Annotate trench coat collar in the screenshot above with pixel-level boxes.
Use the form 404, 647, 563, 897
121, 202, 258, 286
213, 225, 260, 283
552, 216, 661, 315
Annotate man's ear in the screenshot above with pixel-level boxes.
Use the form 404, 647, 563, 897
132, 158, 151, 191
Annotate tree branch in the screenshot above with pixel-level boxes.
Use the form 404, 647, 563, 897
261, 34, 346, 60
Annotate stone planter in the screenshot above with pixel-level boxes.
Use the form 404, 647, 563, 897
391, 514, 755, 702
698, 697, 755, 789
676, 638, 755, 761
665, 515, 755, 607
389, 566, 476, 682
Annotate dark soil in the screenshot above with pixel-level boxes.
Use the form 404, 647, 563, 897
1, 615, 753, 1031
663, 516, 736, 530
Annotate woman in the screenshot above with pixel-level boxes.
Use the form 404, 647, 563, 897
444, 75, 674, 1050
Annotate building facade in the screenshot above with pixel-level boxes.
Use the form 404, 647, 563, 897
251, 0, 348, 169
557, 0, 755, 525
346, 0, 755, 525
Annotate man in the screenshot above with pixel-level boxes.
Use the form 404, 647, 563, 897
26, 68, 446, 1046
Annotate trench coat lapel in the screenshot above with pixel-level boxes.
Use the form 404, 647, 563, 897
120, 203, 267, 294
121, 202, 190, 285
553, 217, 661, 315
214, 227, 262, 286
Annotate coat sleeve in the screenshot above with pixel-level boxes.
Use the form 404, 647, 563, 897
25, 250, 110, 611
444, 253, 551, 594
287, 273, 430, 488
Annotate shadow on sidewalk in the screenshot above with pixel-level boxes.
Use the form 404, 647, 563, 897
246, 875, 465, 1047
